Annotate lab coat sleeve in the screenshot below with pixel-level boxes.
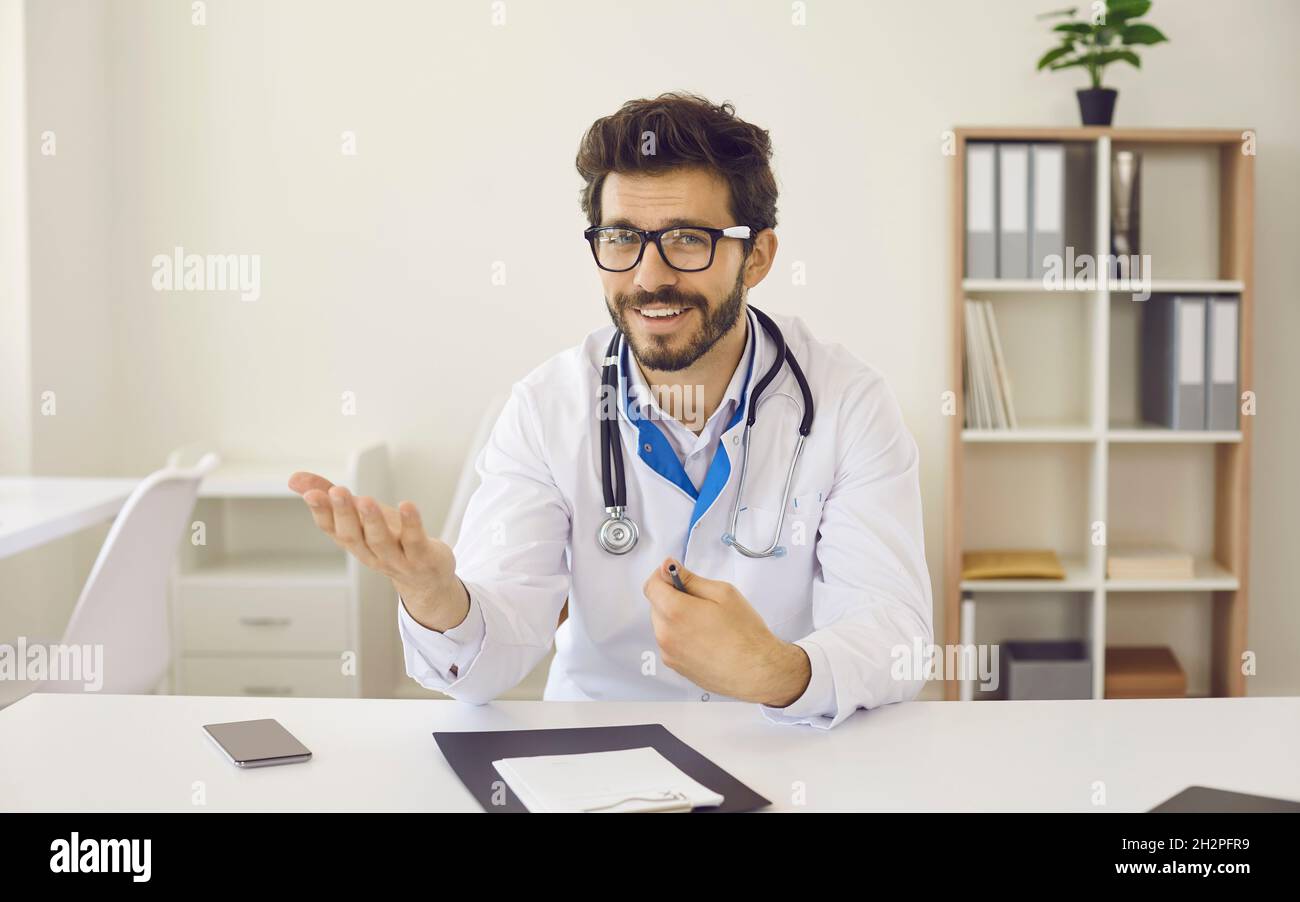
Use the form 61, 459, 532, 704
760, 372, 934, 729
397, 591, 486, 685
398, 380, 571, 704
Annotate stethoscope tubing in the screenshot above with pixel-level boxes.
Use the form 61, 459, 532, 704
597, 305, 814, 557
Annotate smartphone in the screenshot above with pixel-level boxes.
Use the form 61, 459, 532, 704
203, 718, 313, 768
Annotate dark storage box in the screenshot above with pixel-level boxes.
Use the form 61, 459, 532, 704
999, 640, 1092, 700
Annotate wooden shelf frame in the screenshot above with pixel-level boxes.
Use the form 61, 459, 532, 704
946, 127, 1254, 701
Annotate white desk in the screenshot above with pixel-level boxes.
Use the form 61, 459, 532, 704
1, 693, 1296, 812
0, 477, 138, 559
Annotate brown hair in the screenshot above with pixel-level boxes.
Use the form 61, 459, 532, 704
575, 92, 778, 256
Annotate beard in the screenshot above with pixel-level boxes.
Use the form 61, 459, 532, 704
606, 264, 746, 372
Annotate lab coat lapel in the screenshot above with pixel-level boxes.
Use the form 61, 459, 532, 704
683, 308, 773, 556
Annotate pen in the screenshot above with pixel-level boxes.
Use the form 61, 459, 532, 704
667, 563, 687, 593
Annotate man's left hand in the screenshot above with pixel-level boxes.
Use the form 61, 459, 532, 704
642, 558, 811, 707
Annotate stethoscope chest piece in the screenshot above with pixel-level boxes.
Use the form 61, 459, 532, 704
597, 508, 639, 555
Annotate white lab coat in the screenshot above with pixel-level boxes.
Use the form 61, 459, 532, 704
398, 308, 934, 729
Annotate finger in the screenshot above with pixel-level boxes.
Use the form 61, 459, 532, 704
398, 501, 434, 562
661, 558, 726, 603
642, 572, 684, 619
378, 501, 403, 535
356, 496, 404, 565
289, 471, 335, 496
328, 487, 381, 567
302, 489, 336, 534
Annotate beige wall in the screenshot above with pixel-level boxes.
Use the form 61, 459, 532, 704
4, 0, 1298, 695
0, 0, 30, 475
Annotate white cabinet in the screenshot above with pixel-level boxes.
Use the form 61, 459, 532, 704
168, 443, 396, 698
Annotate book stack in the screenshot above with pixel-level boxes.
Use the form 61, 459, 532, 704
1106, 546, 1195, 580
963, 300, 1017, 429
1105, 646, 1187, 699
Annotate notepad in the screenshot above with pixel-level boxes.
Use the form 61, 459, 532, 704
491, 747, 725, 813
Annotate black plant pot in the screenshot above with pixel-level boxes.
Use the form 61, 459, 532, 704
1077, 88, 1118, 126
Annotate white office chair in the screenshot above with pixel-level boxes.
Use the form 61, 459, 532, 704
436, 390, 573, 657
439, 393, 509, 545
38, 453, 220, 696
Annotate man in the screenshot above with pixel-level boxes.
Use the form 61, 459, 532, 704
290, 92, 932, 729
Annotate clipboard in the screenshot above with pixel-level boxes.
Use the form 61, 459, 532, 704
433, 723, 771, 813
1149, 786, 1300, 813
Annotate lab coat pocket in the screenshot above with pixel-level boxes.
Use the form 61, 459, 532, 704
726, 504, 820, 638
729, 484, 825, 554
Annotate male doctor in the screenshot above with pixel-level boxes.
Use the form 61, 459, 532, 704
290, 92, 933, 729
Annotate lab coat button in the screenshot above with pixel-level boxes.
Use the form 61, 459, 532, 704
643, 442, 652, 452
700, 692, 710, 702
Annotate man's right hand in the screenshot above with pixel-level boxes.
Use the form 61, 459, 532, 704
288, 472, 470, 633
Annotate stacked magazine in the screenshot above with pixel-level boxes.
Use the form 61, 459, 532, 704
963, 299, 1018, 429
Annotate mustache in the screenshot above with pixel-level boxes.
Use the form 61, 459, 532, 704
617, 291, 704, 310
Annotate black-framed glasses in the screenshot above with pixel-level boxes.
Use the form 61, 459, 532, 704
583, 224, 752, 272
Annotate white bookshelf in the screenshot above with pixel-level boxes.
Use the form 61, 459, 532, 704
947, 127, 1254, 703
962, 423, 1097, 442
961, 278, 1244, 293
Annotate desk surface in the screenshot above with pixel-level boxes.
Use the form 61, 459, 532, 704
0, 477, 137, 559
1, 693, 1295, 812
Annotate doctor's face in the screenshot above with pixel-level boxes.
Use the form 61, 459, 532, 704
597, 167, 751, 372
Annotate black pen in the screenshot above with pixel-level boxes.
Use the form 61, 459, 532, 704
667, 563, 687, 592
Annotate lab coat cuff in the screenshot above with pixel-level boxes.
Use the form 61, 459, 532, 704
759, 639, 838, 729
397, 592, 486, 687
423, 578, 557, 705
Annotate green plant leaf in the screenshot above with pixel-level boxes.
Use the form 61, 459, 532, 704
1053, 22, 1094, 34
1121, 23, 1168, 45
1094, 49, 1141, 68
1035, 6, 1079, 19
1049, 57, 1092, 72
1104, 0, 1153, 22
1037, 44, 1076, 69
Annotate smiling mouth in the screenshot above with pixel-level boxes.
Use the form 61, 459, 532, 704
632, 305, 692, 320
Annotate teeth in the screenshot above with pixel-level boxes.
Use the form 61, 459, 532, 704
639, 308, 683, 318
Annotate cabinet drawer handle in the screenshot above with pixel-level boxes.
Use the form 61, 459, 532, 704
239, 616, 292, 627
242, 685, 293, 696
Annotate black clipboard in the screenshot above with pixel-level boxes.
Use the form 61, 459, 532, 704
433, 723, 771, 813
1149, 786, 1300, 813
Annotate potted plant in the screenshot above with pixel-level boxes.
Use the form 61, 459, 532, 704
1036, 1, 1169, 125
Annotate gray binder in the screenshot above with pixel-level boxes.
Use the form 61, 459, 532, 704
1205, 295, 1240, 430
965, 143, 997, 278
1140, 294, 1206, 430
1029, 142, 1095, 279
1029, 143, 1063, 279
997, 143, 1029, 278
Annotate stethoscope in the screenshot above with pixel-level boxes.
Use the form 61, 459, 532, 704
597, 305, 815, 558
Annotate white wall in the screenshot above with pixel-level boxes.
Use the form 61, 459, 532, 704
6, 0, 1299, 695
0, 0, 30, 475
0, 0, 115, 643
